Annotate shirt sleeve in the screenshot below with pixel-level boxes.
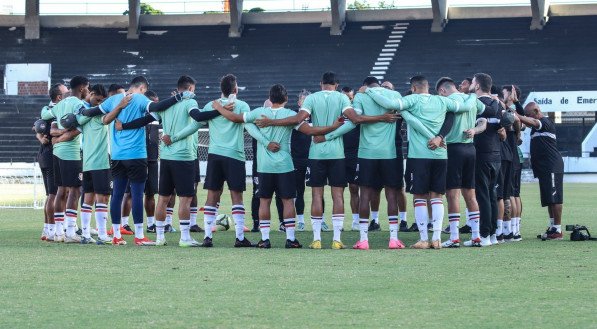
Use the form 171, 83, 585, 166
340, 94, 352, 113
186, 99, 200, 114
239, 102, 251, 114
201, 101, 214, 112
299, 94, 314, 114
244, 123, 270, 147
443, 96, 461, 113
243, 109, 259, 123
76, 115, 92, 126
151, 112, 162, 122
475, 99, 486, 115
41, 106, 56, 120
401, 111, 435, 139
98, 94, 118, 113
324, 120, 356, 141
538, 117, 551, 131
366, 88, 404, 110
352, 95, 364, 114
132, 93, 153, 114
171, 120, 201, 143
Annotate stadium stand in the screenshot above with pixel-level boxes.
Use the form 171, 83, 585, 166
0, 15, 596, 162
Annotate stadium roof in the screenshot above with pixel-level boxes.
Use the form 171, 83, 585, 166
1, 0, 595, 39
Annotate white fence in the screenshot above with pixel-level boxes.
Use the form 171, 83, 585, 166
0, 162, 45, 209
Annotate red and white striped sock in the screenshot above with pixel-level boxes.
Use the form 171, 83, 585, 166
95, 203, 108, 239
54, 212, 64, 235
469, 211, 481, 240
430, 198, 444, 241
203, 206, 217, 239
448, 213, 460, 241
331, 214, 343, 241
259, 219, 271, 240
65, 209, 78, 237
389, 216, 399, 240
232, 204, 245, 240
284, 218, 296, 241
81, 203, 93, 238
414, 199, 429, 241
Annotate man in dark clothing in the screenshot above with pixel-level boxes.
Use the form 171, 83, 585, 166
37, 83, 68, 241
516, 102, 565, 240
469, 73, 501, 247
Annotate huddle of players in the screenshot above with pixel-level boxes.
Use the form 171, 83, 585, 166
35, 70, 563, 248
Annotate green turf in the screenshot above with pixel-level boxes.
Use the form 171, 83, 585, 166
0, 183, 595, 328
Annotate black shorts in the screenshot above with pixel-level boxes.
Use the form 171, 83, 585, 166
203, 153, 246, 192
537, 172, 564, 207
406, 158, 447, 195
258, 171, 297, 199
446, 143, 476, 190
357, 158, 403, 189
345, 157, 359, 185
145, 160, 159, 196
306, 159, 346, 187
512, 165, 522, 197
194, 158, 201, 183
82, 169, 112, 195
111, 159, 147, 183
41, 167, 57, 195
497, 160, 513, 200
53, 155, 82, 188
159, 159, 196, 197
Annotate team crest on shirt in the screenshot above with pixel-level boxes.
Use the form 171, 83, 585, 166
78, 173, 83, 181
109, 180, 113, 189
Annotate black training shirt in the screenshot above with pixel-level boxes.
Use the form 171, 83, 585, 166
343, 124, 360, 159
530, 117, 564, 175
474, 96, 502, 162
146, 123, 160, 161
37, 119, 53, 169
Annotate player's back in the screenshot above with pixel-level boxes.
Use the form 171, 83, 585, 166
246, 107, 295, 173
445, 93, 481, 144
355, 88, 400, 159
52, 96, 83, 160
156, 98, 199, 161
202, 97, 249, 161
403, 94, 448, 159
302, 90, 352, 160
79, 115, 109, 171
100, 92, 152, 160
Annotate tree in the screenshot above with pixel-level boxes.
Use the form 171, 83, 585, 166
348, 0, 397, 10
123, 3, 164, 15
378, 1, 397, 9
248, 7, 265, 13
348, 0, 372, 10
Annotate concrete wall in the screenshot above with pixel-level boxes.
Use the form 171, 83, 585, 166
348, 8, 433, 21
244, 11, 330, 25
0, 4, 594, 29
551, 3, 597, 16
0, 15, 24, 27
141, 13, 229, 27
449, 6, 532, 19
40, 15, 127, 28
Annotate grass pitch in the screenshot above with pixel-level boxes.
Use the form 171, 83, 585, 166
0, 183, 595, 328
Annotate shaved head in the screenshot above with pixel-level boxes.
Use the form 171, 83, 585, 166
524, 101, 542, 118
